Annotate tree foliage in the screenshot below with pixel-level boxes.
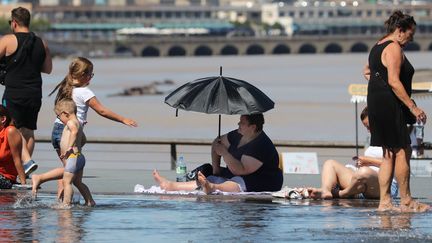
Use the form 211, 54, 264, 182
0, 18, 51, 35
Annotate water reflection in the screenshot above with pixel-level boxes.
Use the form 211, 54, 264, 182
379, 213, 412, 230
1, 193, 431, 242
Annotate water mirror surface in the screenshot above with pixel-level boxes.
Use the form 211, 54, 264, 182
1, 53, 431, 143
1, 192, 431, 242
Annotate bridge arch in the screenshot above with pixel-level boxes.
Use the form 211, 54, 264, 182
194, 45, 213, 56
115, 46, 134, 56
141, 46, 160, 57
351, 42, 369, 53
168, 46, 186, 56
324, 43, 343, 53
220, 45, 239, 55
272, 44, 290, 54
246, 44, 265, 55
299, 43, 317, 54
405, 42, 420, 51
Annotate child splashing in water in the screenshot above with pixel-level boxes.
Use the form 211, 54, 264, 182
32, 99, 95, 207
47, 57, 138, 199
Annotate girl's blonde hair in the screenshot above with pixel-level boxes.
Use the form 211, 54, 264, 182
49, 57, 93, 105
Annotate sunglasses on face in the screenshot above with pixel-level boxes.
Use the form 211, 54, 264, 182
56, 111, 67, 120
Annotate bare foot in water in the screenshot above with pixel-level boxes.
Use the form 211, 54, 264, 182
400, 200, 430, 213
152, 170, 173, 191
377, 202, 400, 212
197, 171, 215, 195
31, 174, 41, 200
85, 200, 96, 207
307, 187, 333, 200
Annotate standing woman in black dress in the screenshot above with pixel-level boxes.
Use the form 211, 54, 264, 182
365, 10, 429, 212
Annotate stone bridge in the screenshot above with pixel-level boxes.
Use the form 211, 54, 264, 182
50, 35, 432, 57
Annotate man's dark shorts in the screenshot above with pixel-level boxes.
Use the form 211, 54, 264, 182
2, 98, 41, 130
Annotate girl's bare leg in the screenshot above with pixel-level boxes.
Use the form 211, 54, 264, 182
32, 168, 64, 197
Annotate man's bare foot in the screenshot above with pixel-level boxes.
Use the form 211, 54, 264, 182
152, 170, 173, 191
31, 174, 41, 199
400, 200, 430, 213
86, 200, 96, 207
307, 187, 333, 200
197, 171, 215, 195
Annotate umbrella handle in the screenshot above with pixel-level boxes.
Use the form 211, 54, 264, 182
218, 114, 221, 138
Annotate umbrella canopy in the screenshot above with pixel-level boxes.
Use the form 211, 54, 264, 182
165, 68, 274, 137
165, 76, 274, 115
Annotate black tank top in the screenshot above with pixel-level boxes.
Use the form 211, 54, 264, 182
368, 40, 414, 96
3, 32, 46, 99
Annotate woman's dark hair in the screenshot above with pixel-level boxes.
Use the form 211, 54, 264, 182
360, 106, 368, 121
244, 114, 264, 132
0, 105, 12, 127
385, 10, 416, 34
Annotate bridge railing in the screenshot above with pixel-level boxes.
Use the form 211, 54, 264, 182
36, 137, 365, 170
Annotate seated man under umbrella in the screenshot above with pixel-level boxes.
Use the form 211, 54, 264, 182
153, 114, 283, 194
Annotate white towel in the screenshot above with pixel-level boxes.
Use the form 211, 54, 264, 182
133, 184, 272, 196
271, 186, 309, 199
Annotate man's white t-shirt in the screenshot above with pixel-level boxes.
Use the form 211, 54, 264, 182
54, 87, 95, 125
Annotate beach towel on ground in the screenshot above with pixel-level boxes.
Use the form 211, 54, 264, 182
271, 186, 309, 199
133, 184, 272, 196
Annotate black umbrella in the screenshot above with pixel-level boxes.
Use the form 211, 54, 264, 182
165, 67, 274, 137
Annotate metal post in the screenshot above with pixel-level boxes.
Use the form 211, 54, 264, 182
170, 143, 177, 170
355, 101, 359, 157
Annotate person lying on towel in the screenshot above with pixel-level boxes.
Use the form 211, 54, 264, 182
307, 107, 398, 200
153, 114, 283, 194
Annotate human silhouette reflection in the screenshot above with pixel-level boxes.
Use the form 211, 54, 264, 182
379, 213, 412, 230
28, 205, 92, 242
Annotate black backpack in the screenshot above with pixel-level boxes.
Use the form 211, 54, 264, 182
0, 32, 36, 85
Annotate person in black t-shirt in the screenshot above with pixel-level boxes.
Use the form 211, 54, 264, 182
153, 114, 283, 194
0, 7, 52, 157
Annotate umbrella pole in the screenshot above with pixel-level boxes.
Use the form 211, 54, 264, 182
218, 114, 221, 139
355, 101, 359, 157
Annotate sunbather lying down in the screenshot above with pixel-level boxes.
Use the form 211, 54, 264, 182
271, 157, 398, 200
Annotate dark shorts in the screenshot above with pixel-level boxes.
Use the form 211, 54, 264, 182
2, 98, 41, 130
51, 122, 65, 150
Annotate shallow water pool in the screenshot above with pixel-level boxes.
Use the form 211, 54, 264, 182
1, 191, 431, 242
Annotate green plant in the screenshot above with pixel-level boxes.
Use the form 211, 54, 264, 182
0, 18, 50, 35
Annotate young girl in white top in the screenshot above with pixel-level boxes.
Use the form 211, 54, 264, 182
47, 57, 138, 199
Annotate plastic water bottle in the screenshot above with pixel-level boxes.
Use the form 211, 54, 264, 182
414, 122, 424, 140
176, 156, 187, 182
364, 134, 370, 149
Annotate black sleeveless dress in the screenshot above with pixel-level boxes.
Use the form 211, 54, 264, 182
367, 40, 414, 148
